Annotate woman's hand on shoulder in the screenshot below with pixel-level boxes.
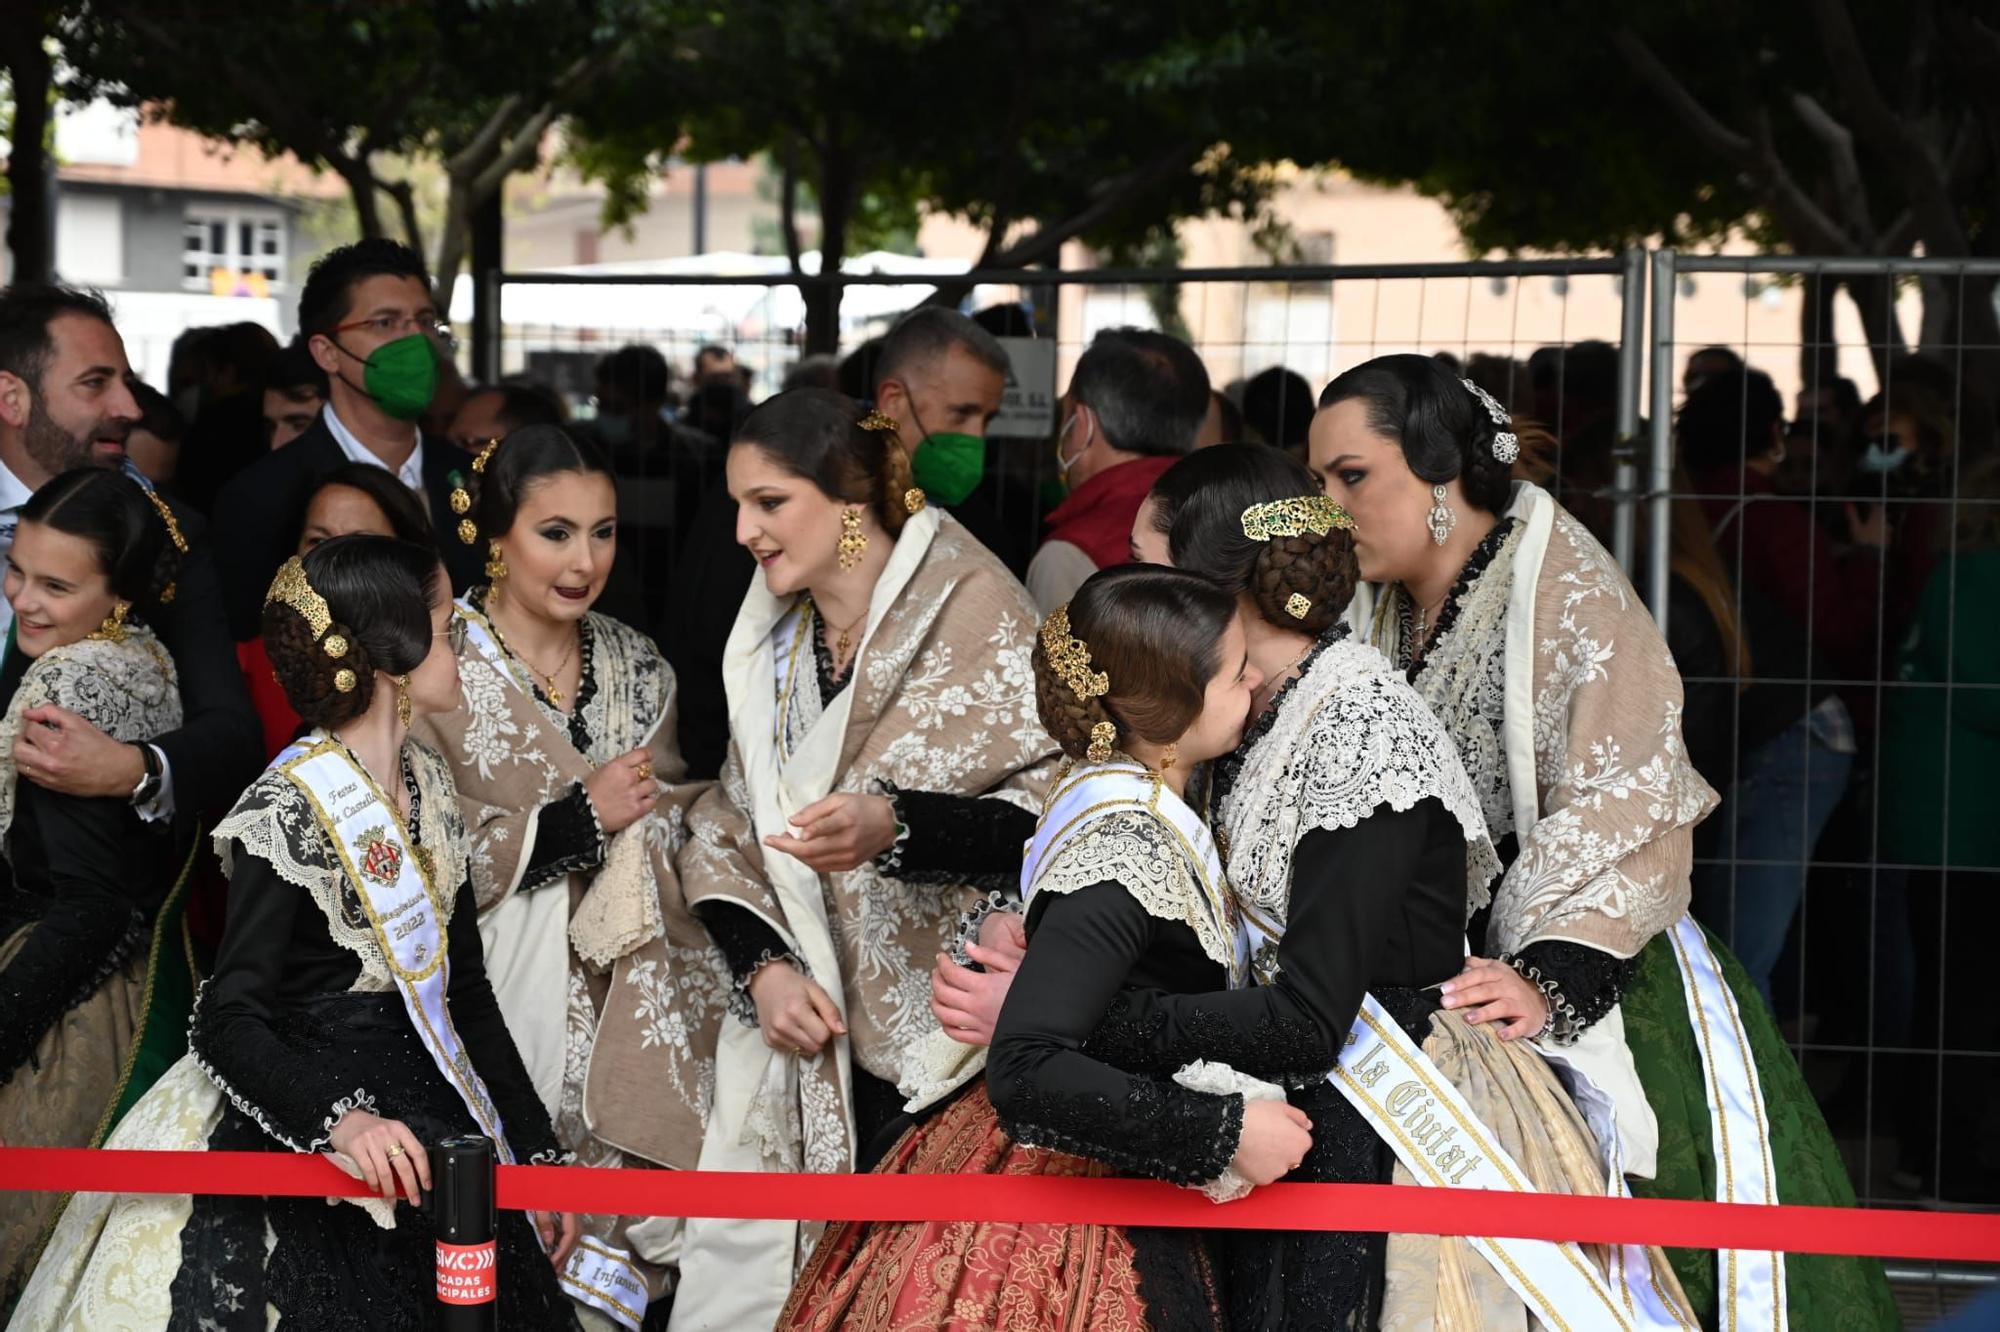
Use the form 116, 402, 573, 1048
584, 747, 659, 835
328, 1110, 431, 1205
1231, 1099, 1313, 1188
762, 793, 898, 873
748, 959, 847, 1057
1439, 955, 1549, 1041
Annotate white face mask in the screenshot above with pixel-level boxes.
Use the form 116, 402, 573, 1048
1053, 410, 1090, 484
1858, 440, 1911, 475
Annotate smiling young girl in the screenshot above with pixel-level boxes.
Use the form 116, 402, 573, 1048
0, 468, 188, 1306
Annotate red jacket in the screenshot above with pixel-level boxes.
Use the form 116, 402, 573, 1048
1042, 454, 1181, 570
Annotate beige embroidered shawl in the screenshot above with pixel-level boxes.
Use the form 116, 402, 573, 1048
678, 509, 1057, 1176
1369, 482, 1718, 960
414, 608, 728, 1173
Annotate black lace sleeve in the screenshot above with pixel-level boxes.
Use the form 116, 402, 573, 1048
0, 788, 149, 1085
692, 898, 803, 1025
444, 875, 568, 1164
986, 881, 1242, 1186
517, 782, 605, 893
190, 848, 380, 1151
1508, 940, 1643, 1044
875, 784, 1035, 892
1080, 805, 1444, 1085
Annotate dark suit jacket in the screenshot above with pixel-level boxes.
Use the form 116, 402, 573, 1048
148, 498, 266, 824
213, 417, 484, 640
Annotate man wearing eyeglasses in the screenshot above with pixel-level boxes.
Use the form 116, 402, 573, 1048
214, 240, 485, 639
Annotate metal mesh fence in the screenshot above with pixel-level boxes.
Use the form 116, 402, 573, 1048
1648, 253, 2000, 1232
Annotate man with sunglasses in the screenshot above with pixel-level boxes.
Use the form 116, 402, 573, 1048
213, 240, 485, 639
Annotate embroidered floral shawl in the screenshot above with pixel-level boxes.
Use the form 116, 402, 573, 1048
414, 609, 729, 1173
678, 509, 1057, 1179
1368, 483, 1718, 959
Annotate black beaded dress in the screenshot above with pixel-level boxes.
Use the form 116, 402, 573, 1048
9, 737, 580, 1331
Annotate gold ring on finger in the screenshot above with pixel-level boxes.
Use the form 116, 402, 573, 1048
386, 1144, 405, 1159
636, 761, 653, 782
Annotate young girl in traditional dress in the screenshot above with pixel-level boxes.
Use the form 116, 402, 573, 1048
669, 388, 1058, 1329
415, 423, 715, 1326
1312, 353, 1894, 1328
12, 535, 582, 1330
0, 469, 189, 1307
784, 564, 1310, 1331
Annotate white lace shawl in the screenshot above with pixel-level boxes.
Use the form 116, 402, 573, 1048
0, 627, 181, 851
1219, 638, 1497, 945
1029, 807, 1237, 973
210, 736, 470, 993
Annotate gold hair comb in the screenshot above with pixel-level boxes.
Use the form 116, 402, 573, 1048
139, 486, 188, 602
1240, 495, 1355, 542
266, 556, 332, 640
1041, 604, 1110, 702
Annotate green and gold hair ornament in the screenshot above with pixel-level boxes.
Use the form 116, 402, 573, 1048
1040, 604, 1109, 702
1240, 494, 1354, 542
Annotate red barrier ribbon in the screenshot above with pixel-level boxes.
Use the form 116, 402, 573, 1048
4, 1147, 1996, 1264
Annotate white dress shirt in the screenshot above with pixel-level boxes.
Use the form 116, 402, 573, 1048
323, 402, 426, 492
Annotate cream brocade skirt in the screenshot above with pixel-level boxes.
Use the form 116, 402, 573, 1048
0, 925, 148, 1308
1380, 1009, 1694, 1330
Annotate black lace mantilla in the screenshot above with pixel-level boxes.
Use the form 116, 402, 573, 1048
1510, 939, 1640, 1042
1398, 517, 1516, 680
998, 1073, 1244, 1188
468, 585, 599, 742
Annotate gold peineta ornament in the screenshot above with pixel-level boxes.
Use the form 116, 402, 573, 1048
856, 411, 900, 437
266, 557, 333, 639
1040, 604, 1110, 702
139, 486, 188, 603
1240, 495, 1355, 542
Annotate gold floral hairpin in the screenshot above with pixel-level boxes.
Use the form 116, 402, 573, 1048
1040, 604, 1109, 702
452, 437, 503, 545
139, 486, 188, 602
857, 411, 927, 513
1240, 494, 1355, 542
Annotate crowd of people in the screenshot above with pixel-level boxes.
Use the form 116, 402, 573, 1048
0, 231, 1985, 1330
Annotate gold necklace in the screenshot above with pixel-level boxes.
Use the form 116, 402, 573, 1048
489, 610, 579, 706
820, 604, 868, 679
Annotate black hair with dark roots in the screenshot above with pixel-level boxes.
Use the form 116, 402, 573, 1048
1146, 444, 1356, 635
1319, 353, 1515, 516
18, 467, 180, 616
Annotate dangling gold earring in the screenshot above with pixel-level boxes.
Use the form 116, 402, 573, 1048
89, 600, 131, 643
396, 674, 413, 728
836, 508, 868, 571
486, 540, 508, 583
1426, 484, 1456, 546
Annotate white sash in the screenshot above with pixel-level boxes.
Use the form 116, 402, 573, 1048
1237, 898, 1689, 1331
1668, 913, 1787, 1331
281, 737, 647, 1331
1022, 763, 1243, 986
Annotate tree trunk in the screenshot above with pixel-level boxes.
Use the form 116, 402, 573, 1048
1799, 269, 1838, 392
1841, 272, 1908, 382
2, 16, 57, 284
330, 158, 388, 240
802, 149, 854, 357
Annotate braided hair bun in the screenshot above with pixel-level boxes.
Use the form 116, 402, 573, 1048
262, 535, 441, 729
1032, 565, 1237, 763
1145, 444, 1358, 634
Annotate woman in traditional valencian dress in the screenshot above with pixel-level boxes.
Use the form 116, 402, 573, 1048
1310, 354, 1894, 1328
784, 564, 1310, 1331
0, 470, 191, 1307
666, 388, 1058, 1329
12, 536, 582, 1331
413, 424, 715, 1327
1104, 445, 1694, 1329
